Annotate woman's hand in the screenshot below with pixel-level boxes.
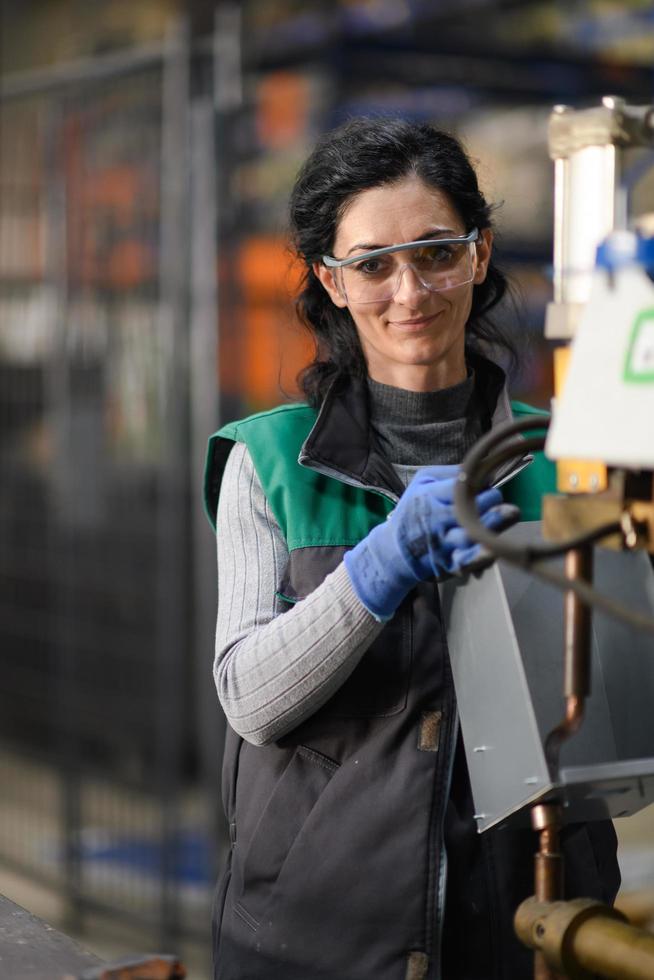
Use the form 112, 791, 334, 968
343, 465, 519, 621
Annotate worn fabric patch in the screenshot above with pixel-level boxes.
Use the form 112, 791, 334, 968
418, 710, 442, 752
405, 951, 429, 980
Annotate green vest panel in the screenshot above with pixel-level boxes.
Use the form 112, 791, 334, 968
204, 404, 393, 549
502, 401, 557, 521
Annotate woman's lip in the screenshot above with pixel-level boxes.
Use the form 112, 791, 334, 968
389, 312, 441, 328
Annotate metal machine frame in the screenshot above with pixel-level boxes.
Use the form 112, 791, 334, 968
448, 96, 654, 980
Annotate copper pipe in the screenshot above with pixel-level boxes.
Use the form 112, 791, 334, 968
563, 694, 584, 733
534, 828, 563, 903
532, 805, 565, 980
545, 546, 594, 773
563, 547, 593, 700
531, 548, 594, 977
564, 695, 583, 726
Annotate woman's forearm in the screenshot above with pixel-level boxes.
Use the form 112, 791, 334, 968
215, 443, 383, 745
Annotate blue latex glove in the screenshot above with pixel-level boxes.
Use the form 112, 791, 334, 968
344, 465, 519, 622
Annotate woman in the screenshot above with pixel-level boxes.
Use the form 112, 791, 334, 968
204, 118, 619, 980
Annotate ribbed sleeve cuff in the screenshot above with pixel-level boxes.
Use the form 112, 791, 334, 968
333, 560, 394, 625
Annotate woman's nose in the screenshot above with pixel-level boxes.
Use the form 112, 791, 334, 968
392, 264, 430, 304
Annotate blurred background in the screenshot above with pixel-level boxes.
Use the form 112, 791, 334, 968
1, 1, 653, 976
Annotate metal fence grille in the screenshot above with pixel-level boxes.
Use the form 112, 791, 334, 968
0, 24, 222, 949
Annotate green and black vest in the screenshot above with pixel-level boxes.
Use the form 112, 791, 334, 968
204, 399, 552, 578
204, 370, 618, 980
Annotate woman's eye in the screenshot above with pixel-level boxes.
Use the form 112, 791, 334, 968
353, 257, 387, 276
418, 245, 455, 265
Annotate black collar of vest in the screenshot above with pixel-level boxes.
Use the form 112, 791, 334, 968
300, 372, 404, 495
466, 348, 507, 430
299, 350, 507, 497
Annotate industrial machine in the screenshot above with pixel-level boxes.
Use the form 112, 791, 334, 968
445, 97, 654, 980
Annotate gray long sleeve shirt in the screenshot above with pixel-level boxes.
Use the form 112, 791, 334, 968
214, 374, 500, 746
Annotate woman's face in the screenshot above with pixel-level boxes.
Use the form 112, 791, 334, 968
315, 175, 492, 391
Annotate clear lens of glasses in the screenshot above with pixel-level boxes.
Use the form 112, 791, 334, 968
339, 240, 476, 304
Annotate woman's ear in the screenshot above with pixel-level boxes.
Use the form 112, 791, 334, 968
473, 228, 493, 285
313, 261, 348, 309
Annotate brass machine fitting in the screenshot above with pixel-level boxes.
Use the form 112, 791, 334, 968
515, 896, 654, 980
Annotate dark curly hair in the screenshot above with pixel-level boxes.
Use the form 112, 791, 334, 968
289, 117, 518, 406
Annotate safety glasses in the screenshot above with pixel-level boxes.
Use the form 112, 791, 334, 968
322, 229, 479, 304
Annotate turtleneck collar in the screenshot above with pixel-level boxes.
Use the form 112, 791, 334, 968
365, 368, 484, 468
366, 371, 476, 425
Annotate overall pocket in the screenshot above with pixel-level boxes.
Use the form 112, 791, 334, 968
234, 744, 340, 925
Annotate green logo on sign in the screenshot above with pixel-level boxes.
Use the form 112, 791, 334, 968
624, 308, 654, 383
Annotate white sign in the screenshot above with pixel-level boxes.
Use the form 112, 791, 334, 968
547, 265, 654, 469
